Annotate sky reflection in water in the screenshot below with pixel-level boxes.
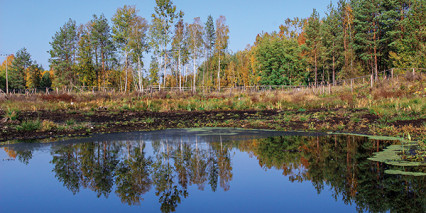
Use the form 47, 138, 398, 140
0, 128, 424, 213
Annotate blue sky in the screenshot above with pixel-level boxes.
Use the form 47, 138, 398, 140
0, 0, 331, 69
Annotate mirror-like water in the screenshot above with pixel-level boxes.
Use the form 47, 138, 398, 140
0, 128, 424, 213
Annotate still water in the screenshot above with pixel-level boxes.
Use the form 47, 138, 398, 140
0, 128, 424, 213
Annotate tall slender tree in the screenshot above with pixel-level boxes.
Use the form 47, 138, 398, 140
90, 14, 115, 88
152, 0, 184, 87
48, 18, 78, 87
337, 0, 356, 78
76, 23, 96, 87
322, 2, 342, 84
215, 16, 229, 91
172, 19, 188, 90
112, 5, 147, 92
129, 15, 149, 92
304, 9, 322, 86
204, 15, 215, 86
353, 0, 382, 80
188, 17, 203, 91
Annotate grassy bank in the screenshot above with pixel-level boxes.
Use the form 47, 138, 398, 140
0, 75, 424, 143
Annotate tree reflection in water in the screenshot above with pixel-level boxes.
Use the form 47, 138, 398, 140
4, 134, 424, 213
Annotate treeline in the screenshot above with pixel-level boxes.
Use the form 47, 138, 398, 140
238, 0, 425, 86
0, 49, 53, 90
0, 0, 424, 91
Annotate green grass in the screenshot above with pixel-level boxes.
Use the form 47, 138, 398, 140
16, 119, 41, 131
66, 119, 76, 126
3, 108, 19, 121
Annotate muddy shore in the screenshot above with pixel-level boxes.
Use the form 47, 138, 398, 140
1, 108, 424, 142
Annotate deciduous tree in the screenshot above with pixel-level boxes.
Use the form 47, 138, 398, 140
215, 16, 229, 90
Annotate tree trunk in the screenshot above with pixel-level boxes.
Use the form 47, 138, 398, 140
124, 51, 128, 92
6, 56, 8, 94
159, 54, 162, 91
218, 53, 221, 91
314, 49, 318, 87
102, 52, 106, 88
138, 58, 143, 92
193, 54, 197, 92
163, 43, 167, 88
203, 49, 207, 90
332, 55, 335, 85
179, 50, 182, 91
373, 21, 378, 81
95, 49, 100, 89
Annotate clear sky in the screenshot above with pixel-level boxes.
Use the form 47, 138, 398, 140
0, 0, 331, 69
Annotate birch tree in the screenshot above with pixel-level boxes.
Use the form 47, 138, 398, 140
151, 0, 183, 87
215, 16, 229, 91
112, 5, 147, 92
188, 17, 203, 92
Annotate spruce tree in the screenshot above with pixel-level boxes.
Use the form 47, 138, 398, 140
9, 48, 32, 90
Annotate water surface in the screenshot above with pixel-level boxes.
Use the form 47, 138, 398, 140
0, 128, 424, 212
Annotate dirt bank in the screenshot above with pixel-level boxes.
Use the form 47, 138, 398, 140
1, 108, 424, 142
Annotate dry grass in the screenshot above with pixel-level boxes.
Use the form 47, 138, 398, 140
0, 75, 424, 115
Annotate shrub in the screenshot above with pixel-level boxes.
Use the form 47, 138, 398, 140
4, 108, 19, 121
41, 120, 57, 131
16, 119, 41, 131
66, 119, 76, 126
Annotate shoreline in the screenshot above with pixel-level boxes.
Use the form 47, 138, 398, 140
1, 108, 424, 143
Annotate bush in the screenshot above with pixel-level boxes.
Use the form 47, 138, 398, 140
16, 119, 41, 131
3, 108, 19, 121
41, 120, 57, 131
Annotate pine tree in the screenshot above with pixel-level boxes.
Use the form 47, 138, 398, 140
322, 2, 342, 84
9, 48, 32, 89
389, 0, 425, 68
40, 71, 52, 88
76, 24, 96, 87
48, 18, 78, 87
304, 9, 322, 86
353, 0, 382, 79
89, 14, 115, 88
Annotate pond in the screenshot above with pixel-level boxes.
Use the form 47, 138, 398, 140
0, 128, 424, 213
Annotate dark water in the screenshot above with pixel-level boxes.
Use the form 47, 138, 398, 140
0, 128, 424, 213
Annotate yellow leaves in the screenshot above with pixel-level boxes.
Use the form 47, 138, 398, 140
0, 54, 15, 75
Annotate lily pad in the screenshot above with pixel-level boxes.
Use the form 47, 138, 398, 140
368, 144, 425, 167
384, 169, 426, 176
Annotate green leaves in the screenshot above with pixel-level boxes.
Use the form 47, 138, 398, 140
49, 18, 78, 87
9, 48, 32, 89
255, 33, 305, 85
